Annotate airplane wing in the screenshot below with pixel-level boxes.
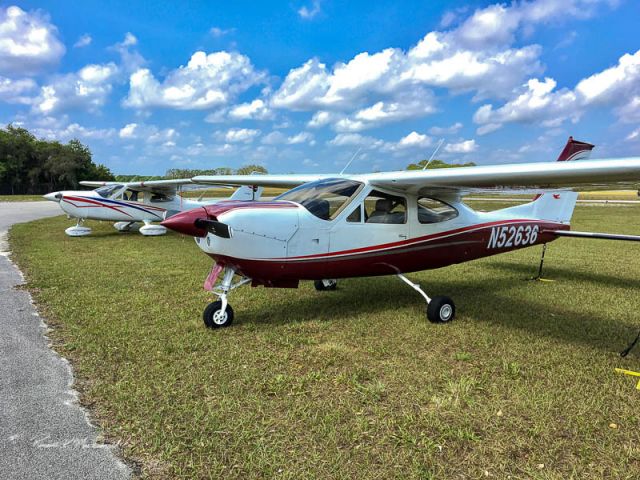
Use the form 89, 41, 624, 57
191, 174, 330, 188
358, 157, 640, 196
79, 178, 228, 195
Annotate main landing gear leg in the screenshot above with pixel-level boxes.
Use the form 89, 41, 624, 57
203, 267, 251, 329
396, 273, 455, 324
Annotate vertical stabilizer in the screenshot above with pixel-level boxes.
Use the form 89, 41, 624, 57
556, 136, 595, 162
230, 185, 264, 201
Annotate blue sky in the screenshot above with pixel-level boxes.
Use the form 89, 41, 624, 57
1, 0, 639, 175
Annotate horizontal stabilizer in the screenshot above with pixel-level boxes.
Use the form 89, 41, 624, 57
548, 230, 640, 242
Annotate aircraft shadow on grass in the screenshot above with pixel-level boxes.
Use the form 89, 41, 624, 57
488, 260, 640, 291
240, 266, 639, 356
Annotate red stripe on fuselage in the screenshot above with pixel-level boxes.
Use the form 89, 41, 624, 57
271, 219, 552, 261
62, 195, 166, 218
62, 196, 132, 217
205, 219, 568, 283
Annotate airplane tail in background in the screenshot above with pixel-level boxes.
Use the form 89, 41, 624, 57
229, 185, 264, 201
556, 136, 595, 162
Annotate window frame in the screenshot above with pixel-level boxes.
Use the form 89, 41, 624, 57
362, 189, 408, 225
416, 196, 459, 224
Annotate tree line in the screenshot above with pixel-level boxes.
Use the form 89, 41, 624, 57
406, 158, 476, 170
0, 125, 115, 195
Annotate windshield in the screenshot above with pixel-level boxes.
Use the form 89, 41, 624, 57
95, 184, 123, 198
276, 178, 363, 220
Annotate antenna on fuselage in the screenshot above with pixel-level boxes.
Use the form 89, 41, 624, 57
340, 147, 362, 175
423, 138, 445, 170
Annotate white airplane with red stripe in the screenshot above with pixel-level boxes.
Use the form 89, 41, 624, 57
160, 137, 640, 328
43, 179, 261, 237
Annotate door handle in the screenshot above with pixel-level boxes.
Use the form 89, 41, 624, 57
398, 234, 408, 239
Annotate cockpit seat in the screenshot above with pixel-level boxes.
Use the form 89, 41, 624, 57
368, 198, 404, 223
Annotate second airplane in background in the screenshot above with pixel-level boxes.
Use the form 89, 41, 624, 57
43, 179, 262, 237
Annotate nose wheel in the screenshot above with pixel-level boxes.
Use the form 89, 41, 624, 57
203, 300, 234, 328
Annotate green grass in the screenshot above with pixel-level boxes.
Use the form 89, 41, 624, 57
10, 204, 640, 479
0, 194, 44, 202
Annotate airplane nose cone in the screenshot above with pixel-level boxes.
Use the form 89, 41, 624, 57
43, 192, 62, 202
161, 207, 209, 237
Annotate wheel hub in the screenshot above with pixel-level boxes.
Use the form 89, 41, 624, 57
212, 309, 228, 325
440, 304, 452, 321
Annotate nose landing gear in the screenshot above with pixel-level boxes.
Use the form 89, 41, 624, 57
65, 219, 92, 237
203, 266, 250, 329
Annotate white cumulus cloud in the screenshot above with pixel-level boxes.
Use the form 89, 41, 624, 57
0, 6, 65, 75
298, 1, 321, 19
124, 51, 265, 110
0, 75, 36, 104
32, 62, 119, 114
222, 128, 260, 143
473, 49, 640, 133
73, 34, 92, 48
444, 139, 477, 153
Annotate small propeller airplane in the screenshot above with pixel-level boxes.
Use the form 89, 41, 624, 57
161, 137, 640, 328
43, 179, 262, 236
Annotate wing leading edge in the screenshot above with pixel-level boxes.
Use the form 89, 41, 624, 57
363, 157, 640, 195
191, 158, 640, 195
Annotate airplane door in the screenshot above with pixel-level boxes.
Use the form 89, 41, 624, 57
330, 190, 409, 253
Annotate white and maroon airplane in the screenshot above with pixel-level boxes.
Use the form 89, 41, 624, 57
43, 179, 261, 237
161, 138, 640, 328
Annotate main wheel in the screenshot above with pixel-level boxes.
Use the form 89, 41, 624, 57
203, 300, 234, 329
314, 279, 337, 291
427, 296, 455, 324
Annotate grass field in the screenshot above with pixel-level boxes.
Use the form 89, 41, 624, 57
10, 203, 640, 479
0, 194, 44, 202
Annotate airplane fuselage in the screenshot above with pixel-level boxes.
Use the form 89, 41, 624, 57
47, 190, 205, 223
165, 181, 568, 286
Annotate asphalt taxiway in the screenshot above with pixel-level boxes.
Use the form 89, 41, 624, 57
0, 202, 130, 480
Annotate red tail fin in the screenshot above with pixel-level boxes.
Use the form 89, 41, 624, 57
556, 136, 595, 161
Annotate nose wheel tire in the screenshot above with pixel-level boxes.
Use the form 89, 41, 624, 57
427, 296, 455, 323
203, 300, 234, 328
314, 279, 338, 291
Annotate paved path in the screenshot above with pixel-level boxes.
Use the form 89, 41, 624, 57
0, 202, 130, 480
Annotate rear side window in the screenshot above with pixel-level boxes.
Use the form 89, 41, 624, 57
417, 197, 458, 224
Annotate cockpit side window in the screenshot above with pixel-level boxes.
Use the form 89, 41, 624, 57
346, 204, 362, 223
122, 189, 139, 202
364, 190, 406, 224
417, 197, 458, 224
95, 184, 123, 198
150, 192, 174, 202
276, 179, 363, 221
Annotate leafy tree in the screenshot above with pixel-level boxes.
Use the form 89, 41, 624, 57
0, 124, 114, 194
235, 164, 268, 175
406, 158, 476, 170
165, 165, 267, 179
